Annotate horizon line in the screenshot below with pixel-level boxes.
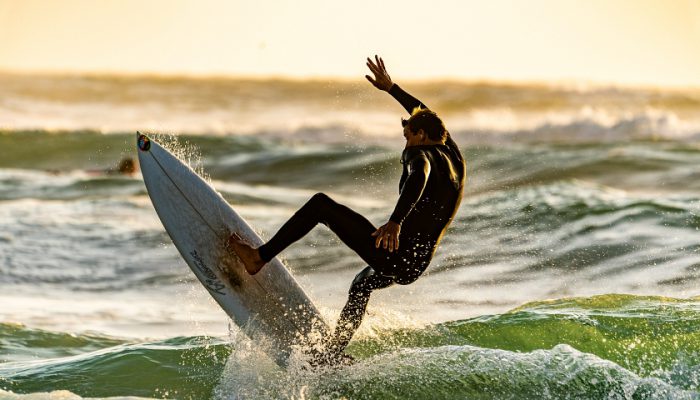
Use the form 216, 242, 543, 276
1, 67, 698, 92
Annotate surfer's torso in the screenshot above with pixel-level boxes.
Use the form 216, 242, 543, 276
397, 142, 465, 241
378, 84, 466, 283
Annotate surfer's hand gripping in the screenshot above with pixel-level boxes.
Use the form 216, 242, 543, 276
372, 221, 401, 252
365, 55, 393, 92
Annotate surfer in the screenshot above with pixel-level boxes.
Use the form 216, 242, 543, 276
231, 55, 466, 363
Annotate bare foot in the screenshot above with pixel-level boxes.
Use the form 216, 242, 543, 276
228, 233, 266, 275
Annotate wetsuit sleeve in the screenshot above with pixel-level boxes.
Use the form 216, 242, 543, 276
388, 84, 427, 114
389, 151, 431, 224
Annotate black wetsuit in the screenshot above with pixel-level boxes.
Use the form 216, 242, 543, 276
257, 84, 466, 355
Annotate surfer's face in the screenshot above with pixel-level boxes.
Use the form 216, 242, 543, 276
403, 125, 426, 147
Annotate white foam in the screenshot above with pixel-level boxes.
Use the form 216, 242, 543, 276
0, 389, 152, 400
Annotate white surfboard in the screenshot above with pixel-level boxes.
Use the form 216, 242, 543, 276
136, 133, 329, 366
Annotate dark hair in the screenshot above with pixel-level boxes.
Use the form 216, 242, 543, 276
401, 108, 447, 142
117, 157, 136, 173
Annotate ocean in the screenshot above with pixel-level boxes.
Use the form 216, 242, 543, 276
0, 73, 699, 399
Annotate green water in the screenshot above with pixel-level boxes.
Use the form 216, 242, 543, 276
2, 294, 698, 399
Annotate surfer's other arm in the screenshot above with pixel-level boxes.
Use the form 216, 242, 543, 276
372, 150, 430, 252
390, 150, 430, 225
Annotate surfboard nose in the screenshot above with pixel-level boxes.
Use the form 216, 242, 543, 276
137, 132, 151, 151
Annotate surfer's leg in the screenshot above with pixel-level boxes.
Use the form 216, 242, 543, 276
258, 193, 377, 263
327, 266, 394, 355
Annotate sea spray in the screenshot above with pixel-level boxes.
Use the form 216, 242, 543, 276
209, 296, 700, 399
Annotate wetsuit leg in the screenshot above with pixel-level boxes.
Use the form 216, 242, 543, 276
327, 266, 394, 355
258, 193, 380, 265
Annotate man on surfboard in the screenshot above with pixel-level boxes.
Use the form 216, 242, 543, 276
231, 55, 466, 364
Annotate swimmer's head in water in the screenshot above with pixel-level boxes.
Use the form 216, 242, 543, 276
118, 158, 137, 174
401, 108, 447, 143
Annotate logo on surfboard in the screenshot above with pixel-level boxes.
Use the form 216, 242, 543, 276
189, 250, 226, 295
137, 133, 151, 151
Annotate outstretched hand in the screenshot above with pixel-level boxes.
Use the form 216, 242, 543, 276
372, 221, 401, 252
365, 55, 393, 92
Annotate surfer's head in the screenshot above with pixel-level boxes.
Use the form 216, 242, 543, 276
117, 157, 137, 174
401, 108, 447, 146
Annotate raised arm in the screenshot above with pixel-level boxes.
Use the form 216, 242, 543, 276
366, 55, 428, 113
366, 56, 463, 252
388, 84, 427, 114
366, 55, 461, 158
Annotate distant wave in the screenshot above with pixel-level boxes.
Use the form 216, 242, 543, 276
3, 73, 700, 143
455, 108, 700, 143
2, 108, 700, 146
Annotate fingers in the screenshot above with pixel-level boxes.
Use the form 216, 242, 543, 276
374, 228, 390, 250
372, 223, 399, 251
371, 56, 382, 76
373, 226, 384, 248
367, 56, 386, 77
374, 55, 387, 75
367, 55, 386, 70
365, 75, 378, 88
366, 63, 380, 79
388, 233, 399, 252
375, 231, 398, 252
366, 57, 378, 72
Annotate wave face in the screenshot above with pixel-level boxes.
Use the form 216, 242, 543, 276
1, 295, 698, 399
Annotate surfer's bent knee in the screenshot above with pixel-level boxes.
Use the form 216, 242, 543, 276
349, 266, 394, 295
351, 266, 375, 288
349, 267, 372, 295
310, 192, 332, 205
393, 265, 428, 285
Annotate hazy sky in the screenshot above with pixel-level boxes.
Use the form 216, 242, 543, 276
2, 0, 700, 86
